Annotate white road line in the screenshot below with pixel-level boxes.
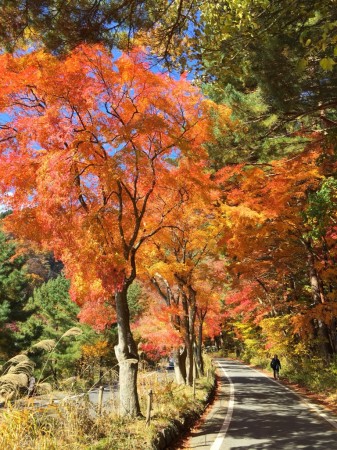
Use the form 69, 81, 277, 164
210, 361, 235, 450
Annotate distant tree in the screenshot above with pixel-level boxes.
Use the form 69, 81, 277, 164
218, 144, 337, 361
17, 275, 113, 382
17, 275, 79, 347
25, 252, 63, 287
140, 167, 225, 384
0, 230, 31, 358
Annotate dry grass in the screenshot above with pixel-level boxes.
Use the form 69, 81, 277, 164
0, 355, 35, 404
0, 402, 159, 449
31, 340, 56, 352
0, 359, 215, 449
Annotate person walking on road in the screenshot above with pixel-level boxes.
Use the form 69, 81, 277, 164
271, 354, 281, 379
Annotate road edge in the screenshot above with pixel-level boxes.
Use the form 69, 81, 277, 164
247, 362, 337, 431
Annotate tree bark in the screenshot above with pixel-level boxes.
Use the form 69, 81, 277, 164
306, 241, 335, 358
114, 288, 141, 417
195, 321, 204, 376
173, 346, 187, 384
306, 243, 325, 304
181, 290, 194, 386
185, 339, 194, 386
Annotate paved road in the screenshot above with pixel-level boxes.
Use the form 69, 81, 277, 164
185, 358, 337, 450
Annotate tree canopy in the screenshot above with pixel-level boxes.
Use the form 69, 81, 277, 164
0, 43, 227, 415
1, 0, 337, 419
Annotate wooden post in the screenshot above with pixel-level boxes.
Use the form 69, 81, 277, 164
98, 385, 104, 416
146, 389, 153, 426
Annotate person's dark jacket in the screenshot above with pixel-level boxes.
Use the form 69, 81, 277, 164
271, 357, 281, 370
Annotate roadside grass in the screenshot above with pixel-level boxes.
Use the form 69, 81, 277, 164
281, 358, 337, 400
0, 358, 215, 449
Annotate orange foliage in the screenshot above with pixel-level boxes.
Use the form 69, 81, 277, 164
138, 175, 226, 354
0, 45, 229, 328
220, 148, 327, 324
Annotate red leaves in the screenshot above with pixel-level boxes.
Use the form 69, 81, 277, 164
220, 148, 328, 328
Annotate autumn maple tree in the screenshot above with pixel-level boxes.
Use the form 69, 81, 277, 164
140, 167, 226, 384
0, 45, 223, 416
219, 144, 337, 359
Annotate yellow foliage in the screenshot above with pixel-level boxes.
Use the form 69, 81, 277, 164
260, 315, 297, 356
81, 340, 109, 358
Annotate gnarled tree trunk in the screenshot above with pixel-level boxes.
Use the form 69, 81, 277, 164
114, 288, 141, 417
173, 346, 187, 384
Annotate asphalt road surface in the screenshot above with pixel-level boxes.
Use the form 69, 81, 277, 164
185, 358, 337, 450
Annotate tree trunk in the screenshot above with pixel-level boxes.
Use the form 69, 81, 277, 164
99, 355, 104, 384
49, 361, 58, 387
307, 245, 325, 304
195, 321, 204, 376
180, 289, 195, 386
185, 339, 194, 386
328, 318, 337, 355
173, 346, 187, 384
306, 242, 335, 358
114, 288, 141, 417
314, 319, 334, 360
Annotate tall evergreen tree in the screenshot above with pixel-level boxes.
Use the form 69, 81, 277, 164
203, 83, 310, 168
198, 1, 337, 152
0, 230, 31, 358
17, 275, 80, 347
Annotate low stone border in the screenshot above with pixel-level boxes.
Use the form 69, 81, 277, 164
151, 378, 216, 450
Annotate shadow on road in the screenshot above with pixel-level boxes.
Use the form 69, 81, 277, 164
186, 359, 337, 449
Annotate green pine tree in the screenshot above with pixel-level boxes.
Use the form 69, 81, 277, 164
18, 275, 79, 346
0, 230, 31, 359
